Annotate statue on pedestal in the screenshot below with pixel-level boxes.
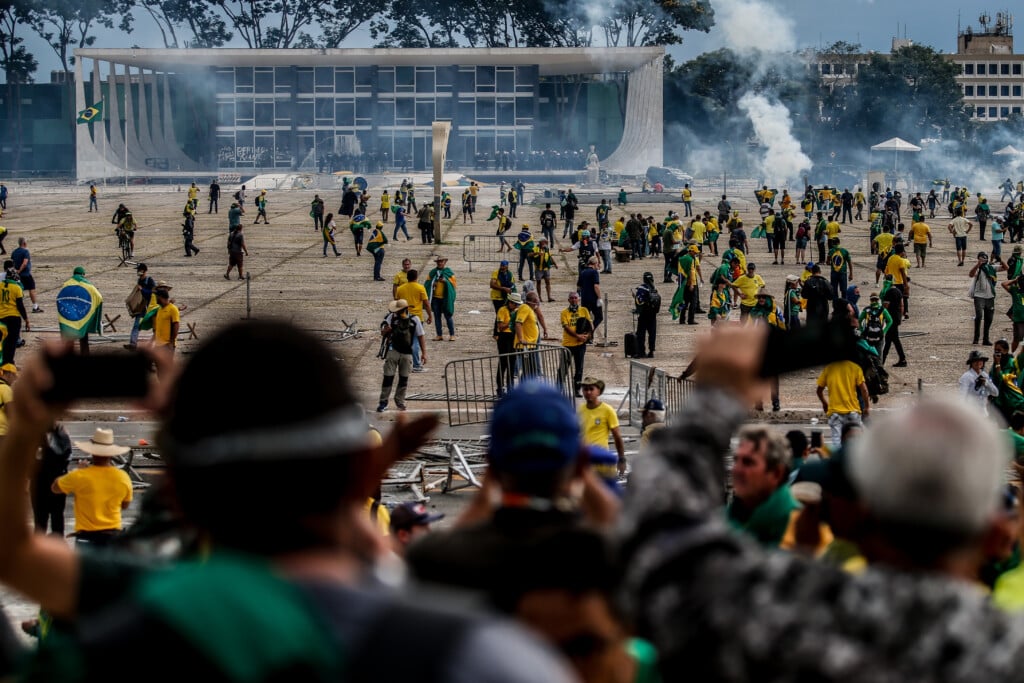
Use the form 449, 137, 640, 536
586, 145, 600, 185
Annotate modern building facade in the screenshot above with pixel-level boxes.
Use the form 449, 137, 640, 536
73, 48, 664, 180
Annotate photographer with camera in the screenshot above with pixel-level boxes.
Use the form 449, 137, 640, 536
969, 251, 1005, 346
960, 350, 998, 415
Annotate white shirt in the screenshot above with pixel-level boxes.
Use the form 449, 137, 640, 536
959, 367, 998, 414
949, 216, 972, 238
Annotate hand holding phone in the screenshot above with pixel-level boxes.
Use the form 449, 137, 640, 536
42, 353, 151, 404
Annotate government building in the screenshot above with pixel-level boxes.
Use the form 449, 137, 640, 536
70, 47, 664, 180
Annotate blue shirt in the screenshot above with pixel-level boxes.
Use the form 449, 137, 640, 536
577, 268, 600, 307
12, 247, 30, 276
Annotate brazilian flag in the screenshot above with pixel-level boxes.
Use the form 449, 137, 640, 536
76, 101, 104, 124
57, 277, 103, 339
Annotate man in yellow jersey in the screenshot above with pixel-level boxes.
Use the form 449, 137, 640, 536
682, 184, 693, 216
152, 284, 180, 356
911, 217, 933, 268
0, 260, 28, 364
885, 243, 912, 319
578, 376, 626, 474
0, 363, 16, 438
561, 291, 592, 397
54, 427, 133, 546
873, 230, 895, 283
396, 269, 431, 371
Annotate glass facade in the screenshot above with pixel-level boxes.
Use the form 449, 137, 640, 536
212, 63, 541, 171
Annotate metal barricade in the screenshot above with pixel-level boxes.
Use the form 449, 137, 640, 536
627, 360, 695, 427
443, 345, 575, 426
462, 233, 506, 271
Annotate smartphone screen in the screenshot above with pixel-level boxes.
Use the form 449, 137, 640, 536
759, 319, 859, 378
43, 353, 150, 403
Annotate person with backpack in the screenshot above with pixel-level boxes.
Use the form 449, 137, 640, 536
378, 299, 421, 412
814, 211, 828, 264
801, 264, 834, 325
634, 272, 661, 358
858, 293, 892, 355
828, 238, 853, 299
562, 190, 578, 238
367, 221, 389, 281
539, 203, 557, 246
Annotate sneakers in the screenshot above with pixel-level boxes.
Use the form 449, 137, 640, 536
376, 402, 388, 412
412, 366, 426, 373
32, 306, 42, 313
893, 360, 908, 367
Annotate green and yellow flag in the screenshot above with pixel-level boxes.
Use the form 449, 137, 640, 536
57, 275, 103, 339
76, 101, 103, 124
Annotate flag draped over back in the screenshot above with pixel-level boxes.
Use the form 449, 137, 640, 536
76, 101, 103, 124
57, 277, 103, 339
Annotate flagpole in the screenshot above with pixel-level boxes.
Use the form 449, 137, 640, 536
101, 99, 107, 187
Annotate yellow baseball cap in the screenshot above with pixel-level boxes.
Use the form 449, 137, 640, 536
0, 363, 17, 374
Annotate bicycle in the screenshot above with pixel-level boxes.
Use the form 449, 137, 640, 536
115, 226, 134, 266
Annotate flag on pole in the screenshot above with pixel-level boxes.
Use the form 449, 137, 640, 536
76, 101, 103, 124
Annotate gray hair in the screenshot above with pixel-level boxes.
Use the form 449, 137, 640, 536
848, 396, 1006, 536
737, 425, 791, 472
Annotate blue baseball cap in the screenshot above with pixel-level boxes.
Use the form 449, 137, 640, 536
488, 380, 580, 472
500, 260, 509, 267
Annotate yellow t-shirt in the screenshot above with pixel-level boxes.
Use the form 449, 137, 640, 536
490, 269, 514, 301
0, 382, 11, 436
873, 232, 894, 256
733, 274, 766, 307
825, 221, 841, 239
56, 465, 133, 532
514, 304, 539, 348
911, 222, 931, 244
817, 360, 865, 416
682, 188, 692, 202
691, 221, 707, 242
561, 306, 592, 347
885, 256, 910, 284
0, 280, 23, 319
396, 282, 429, 318
153, 303, 180, 347
578, 401, 619, 448
393, 271, 409, 291
764, 215, 775, 234
364, 498, 390, 536
496, 305, 513, 336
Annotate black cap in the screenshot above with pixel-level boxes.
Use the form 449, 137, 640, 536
389, 502, 444, 532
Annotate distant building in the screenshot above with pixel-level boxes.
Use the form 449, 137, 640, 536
71, 47, 665, 180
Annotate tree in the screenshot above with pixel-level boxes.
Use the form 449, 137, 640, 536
834, 44, 970, 146
302, 0, 385, 48
0, 0, 37, 83
24, 0, 133, 73
213, 0, 326, 48
603, 0, 714, 47
138, 0, 232, 48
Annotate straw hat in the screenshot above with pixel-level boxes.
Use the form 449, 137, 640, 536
388, 299, 409, 313
75, 428, 130, 457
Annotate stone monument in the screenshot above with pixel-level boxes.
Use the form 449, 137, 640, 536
586, 145, 600, 185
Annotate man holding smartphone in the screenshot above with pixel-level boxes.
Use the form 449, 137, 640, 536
0, 261, 28, 365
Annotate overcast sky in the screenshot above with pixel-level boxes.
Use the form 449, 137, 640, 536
24, 0, 1005, 81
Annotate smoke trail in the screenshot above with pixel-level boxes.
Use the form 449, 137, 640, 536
713, 0, 795, 55
738, 92, 811, 184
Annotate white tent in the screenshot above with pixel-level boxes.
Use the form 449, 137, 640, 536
994, 145, 1024, 156
870, 137, 922, 172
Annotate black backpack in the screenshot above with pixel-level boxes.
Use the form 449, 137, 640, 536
862, 307, 884, 343
384, 315, 414, 354
639, 285, 661, 313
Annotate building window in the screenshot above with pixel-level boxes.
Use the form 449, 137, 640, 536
990, 106, 998, 117
1003, 63, 1011, 75
415, 68, 435, 94
965, 85, 974, 96
254, 69, 273, 95
254, 101, 274, 127
990, 63, 999, 74
978, 108, 986, 118
978, 63, 986, 74
1003, 85, 1011, 97
1014, 107, 1022, 115
1002, 106, 1010, 118
821, 63, 831, 75
990, 85, 998, 96
1015, 85, 1022, 97
964, 63, 974, 75
496, 68, 515, 93
334, 69, 354, 94
1015, 64, 1023, 75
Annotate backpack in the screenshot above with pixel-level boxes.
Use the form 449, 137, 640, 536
862, 307, 884, 343
382, 314, 414, 354
859, 348, 890, 398
638, 285, 661, 313
541, 213, 555, 229
233, 191, 241, 201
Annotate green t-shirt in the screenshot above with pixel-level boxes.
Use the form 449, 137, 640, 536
1010, 284, 1024, 323
829, 247, 851, 274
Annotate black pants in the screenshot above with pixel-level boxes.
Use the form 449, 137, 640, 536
420, 222, 434, 244
313, 214, 324, 231
209, 197, 218, 213
1, 316, 20, 365
636, 312, 657, 355
817, 240, 826, 263
979, 219, 988, 241
883, 325, 905, 363
679, 286, 697, 324
974, 297, 995, 343
184, 232, 199, 256
588, 303, 603, 334
31, 478, 65, 535
842, 206, 853, 223
663, 252, 675, 282
496, 335, 516, 394
568, 343, 586, 393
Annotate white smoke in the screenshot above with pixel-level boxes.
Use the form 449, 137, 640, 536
712, 0, 812, 183
738, 92, 812, 184
713, 0, 796, 55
